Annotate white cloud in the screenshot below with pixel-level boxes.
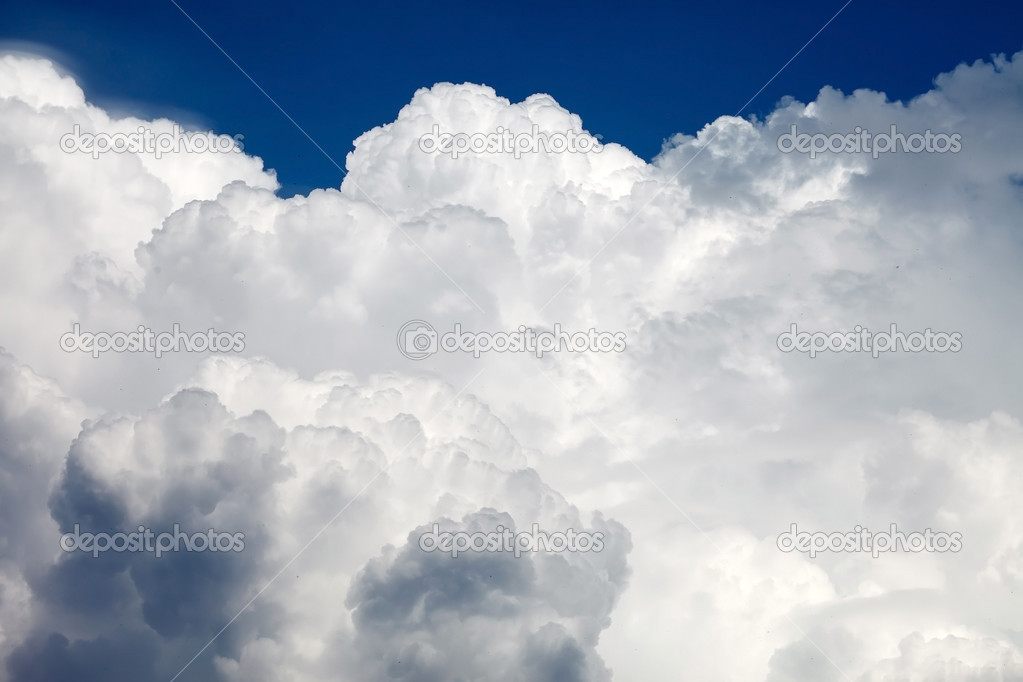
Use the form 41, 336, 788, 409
0, 47, 1022, 680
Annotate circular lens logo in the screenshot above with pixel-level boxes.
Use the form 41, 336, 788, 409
397, 320, 439, 360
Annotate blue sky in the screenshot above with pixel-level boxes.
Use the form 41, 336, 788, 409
3, 0, 1020, 197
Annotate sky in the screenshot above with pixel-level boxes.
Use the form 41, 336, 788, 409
1, 2, 1023, 681
2, 0, 1022, 196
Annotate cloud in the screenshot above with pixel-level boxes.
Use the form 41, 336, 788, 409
0, 46, 1022, 680
0, 352, 628, 681
343, 509, 624, 682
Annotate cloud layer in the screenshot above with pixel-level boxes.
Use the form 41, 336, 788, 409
1, 47, 1022, 680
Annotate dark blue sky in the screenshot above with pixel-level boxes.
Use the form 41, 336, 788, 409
3, 0, 1020, 197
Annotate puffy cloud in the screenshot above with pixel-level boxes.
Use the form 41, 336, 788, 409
856, 633, 1023, 682
0, 352, 628, 681
0, 46, 1022, 680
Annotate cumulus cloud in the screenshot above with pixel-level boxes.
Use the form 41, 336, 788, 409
0, 46, 1022, 681
0, 351, 628, 681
